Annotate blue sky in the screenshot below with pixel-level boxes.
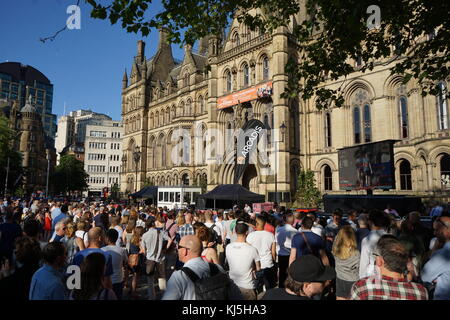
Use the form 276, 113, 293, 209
0, 0, 186, 121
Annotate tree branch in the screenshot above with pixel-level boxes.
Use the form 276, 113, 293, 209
39, 0, 81, 43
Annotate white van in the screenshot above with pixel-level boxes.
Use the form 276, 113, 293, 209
157, 186, 202, 210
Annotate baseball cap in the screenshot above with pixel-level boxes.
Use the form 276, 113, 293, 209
288, 255, 336, 282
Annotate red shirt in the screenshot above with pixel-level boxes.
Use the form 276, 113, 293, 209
44, 216, 52, 231
264, 223, 275, 234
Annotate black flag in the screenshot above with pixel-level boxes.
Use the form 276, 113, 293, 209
234, 119, 265, 184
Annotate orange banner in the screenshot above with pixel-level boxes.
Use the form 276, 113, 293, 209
217, 81, 273, 109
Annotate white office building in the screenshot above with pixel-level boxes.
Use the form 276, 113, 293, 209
84, 120, 123, 197
55, 109, 112, 163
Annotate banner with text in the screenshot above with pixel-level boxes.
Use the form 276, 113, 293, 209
217, 81, 273, 109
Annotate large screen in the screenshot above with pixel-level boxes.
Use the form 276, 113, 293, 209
338, 140, 396, 190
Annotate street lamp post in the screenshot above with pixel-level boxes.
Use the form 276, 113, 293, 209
45, 149, 50, 198
274, 122, 287, 204
133, 146, 141, 193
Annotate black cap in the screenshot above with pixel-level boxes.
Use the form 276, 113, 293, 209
288, 255, 336, 282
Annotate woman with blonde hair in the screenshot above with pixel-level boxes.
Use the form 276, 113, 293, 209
175, 212, 185, 227
331, 225, 360, 300
122, 219, 136, 252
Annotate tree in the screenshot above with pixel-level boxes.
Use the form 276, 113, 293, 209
292, 169, 322, 208
51, 154, 88, 195
84, 0, 449, 109
109, 183, 120, 201
193, 175, 208, 193
0, 115, 23, 196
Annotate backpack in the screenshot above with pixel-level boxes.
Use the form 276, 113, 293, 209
209, 224, 222, 245
182, 263, 231, 300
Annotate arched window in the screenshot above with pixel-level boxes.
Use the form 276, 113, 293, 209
243, 63, 249, 87
198, 95, 204, 113
182, 173, 190, 186
183, 72, 189, 87
324, 165, 333, 190
399, 160, 412, 190
262, 56, 269, 81
441, 154, 450, 189
353, 107, 361, 144
186, 99, 192, 116
325, 112, 332, 147
399, 96, 409, 138
437, 82, 449, 130
352, 89, 371, 144
363, 104, 372, 143
225, 70, 232, 92
290, 163, 300, 195
155, 111, 159, 127
234, 32, 240, 46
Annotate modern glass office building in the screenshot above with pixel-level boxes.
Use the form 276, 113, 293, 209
0, 62, 57, 144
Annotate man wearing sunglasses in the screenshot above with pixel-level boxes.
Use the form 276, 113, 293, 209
421, 216, 450, 300
162, 235, 242, 300
351, 236, 428, 300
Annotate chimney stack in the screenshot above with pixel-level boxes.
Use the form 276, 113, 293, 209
137, 40, 145, 62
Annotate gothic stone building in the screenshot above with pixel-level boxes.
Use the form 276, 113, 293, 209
121, 9, 450, 203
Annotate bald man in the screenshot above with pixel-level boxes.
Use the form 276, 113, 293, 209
72, 227, 113, 289
162, 235, 242, 300
421, 216, 450, 300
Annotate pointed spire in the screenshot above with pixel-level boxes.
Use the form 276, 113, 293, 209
122, 69, 128, 89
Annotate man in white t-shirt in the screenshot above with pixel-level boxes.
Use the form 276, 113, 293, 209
226, 220, 261, 300
102, 229, 128, 300
246, 215, 277, 290
275, 213, 298, 288
307, 212, 325, 238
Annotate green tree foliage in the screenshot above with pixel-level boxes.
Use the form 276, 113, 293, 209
0, 115, 23, 195
85, 0, 449, 109
51, 154, 88, 195
293, 169, 322, 208
109, 183, 120, 201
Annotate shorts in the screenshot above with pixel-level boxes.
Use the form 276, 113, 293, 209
336, 278, 355, 298
145, 259, 166, 278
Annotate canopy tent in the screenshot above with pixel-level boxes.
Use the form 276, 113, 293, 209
129, 186, 158, 200
197, 184, 265, 209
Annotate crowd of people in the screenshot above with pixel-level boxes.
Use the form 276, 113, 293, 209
0, 197, 449, 300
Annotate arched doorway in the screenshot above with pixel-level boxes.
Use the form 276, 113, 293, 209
242, 164, 258, 192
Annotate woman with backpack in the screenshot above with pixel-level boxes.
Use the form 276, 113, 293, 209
127, 226, 145, 299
